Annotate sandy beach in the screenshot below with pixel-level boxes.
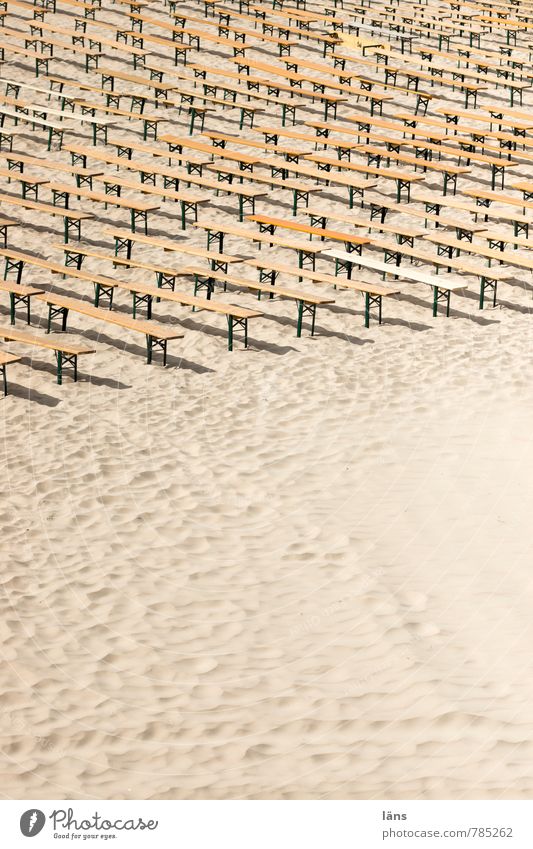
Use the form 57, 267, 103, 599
2, 0, 533, 800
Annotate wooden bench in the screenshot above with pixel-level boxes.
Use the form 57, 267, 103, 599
308, 115, 447, 146
510, 179, 533, 204
168, 85, 267, 132
36, 292, 183, 365
0, 165, 50, 200
230, 56, 388, 118
247, 4, 340, 53
260, 157, 378, 208
245, 214, 370, 252
142, 7, 296, 55
127, 12, 252, 57
30, 19, 149, 68
106, 163, 268, 221
285, 55, 436, 110
0, 106, 69, 149
352, 144, 471, 195
322, 248, 466, 316
114, 277, 263, 350
91, 174, 210, 230
243, 258, 401, 327
201, 130, 310, 161
0, 41, 55, 76
203, 162, 322, 215
184, 266, 334, 337
52, 242, 209, 290
364, 194, 491, 241
50, 0, 99, 17
448, 131, 533, 167
0, 150, 101, 188
72, 99, 164, 141
305, 207, 426, 247
364, 237, 515, 309
0, 126, 25, 152
0, 215, 19, 247
63, 141, 207, 184
1, 74, 82, 110
105, 227, 246, 273
395, 137, 517, 190
436, 105, 533, 136
118, 29, 192, 66
159, 134, 260, 170
464, 187, 533, 218
0, 193, 92, 240
0, 0, 52, 21
422, 231, 533, 275
411, 190, 532, 240
46, 182, 159, 233
0, 279, 45, 325
343, 54, 486, 108
0, 247, 123, 306
192, 221, 325, 269
7, 98, 114, 144
18, 30, 103, 72
0, 350, 21, 395
98, 67, 178, 102
0, 324, 94, 383
41, 72, 162, 114
106, 136, 209, 171
187, 63, 306, 126
302, 153, 428, 202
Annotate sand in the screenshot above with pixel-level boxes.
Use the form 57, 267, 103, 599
2, 0, 533, 801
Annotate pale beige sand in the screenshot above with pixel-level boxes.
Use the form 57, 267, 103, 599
1, 0, 533, 800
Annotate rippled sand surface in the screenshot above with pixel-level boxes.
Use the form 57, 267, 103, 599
3, 317, 533, 799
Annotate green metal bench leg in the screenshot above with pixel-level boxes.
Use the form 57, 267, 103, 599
133, 292, 152, 319
227, 317, 233, 351
47, 305, 69, 332
145, 336, 167, 364
364, 292, 371, 328
479, 278, 497, 309
310, 304, 316, 336
296, 301, 316, 336
296, 300, 304, 337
